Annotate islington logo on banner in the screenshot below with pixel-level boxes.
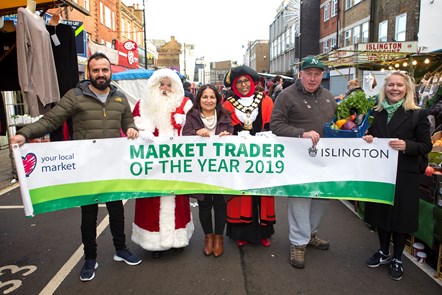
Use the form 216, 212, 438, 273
12, 136, 398, 217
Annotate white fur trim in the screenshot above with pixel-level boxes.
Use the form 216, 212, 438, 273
131, 196, 194, 251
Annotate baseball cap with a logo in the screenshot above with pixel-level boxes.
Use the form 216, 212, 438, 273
301, 56, 324, 71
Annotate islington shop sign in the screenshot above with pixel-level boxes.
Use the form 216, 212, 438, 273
358, 41, 418, 53
328, 42, 418, 65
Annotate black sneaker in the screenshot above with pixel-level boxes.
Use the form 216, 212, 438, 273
114, 249, 142, 266
389, 259, 403, 281
80, 259, 98, 282
366, 250, 391, 267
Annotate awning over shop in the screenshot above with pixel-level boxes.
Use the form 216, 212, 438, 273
0, 0, 89, 16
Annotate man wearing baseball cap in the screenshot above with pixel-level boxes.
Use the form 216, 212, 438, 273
270, 56, 337, 269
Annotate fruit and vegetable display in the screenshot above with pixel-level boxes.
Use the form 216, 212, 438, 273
331, 91, 376, 131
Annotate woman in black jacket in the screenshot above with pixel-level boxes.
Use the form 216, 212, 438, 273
182, 84, 233, 258
362, 71, 432, 281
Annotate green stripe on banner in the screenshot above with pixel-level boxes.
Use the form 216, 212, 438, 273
29, 180, 240, 204
28, 180, 394, 215
244, 181, 395, 205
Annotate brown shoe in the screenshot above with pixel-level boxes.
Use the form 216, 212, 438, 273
213, 235, 224, 258
290, 245, 306, 268
203, 234, 214, 256
308, 235, 329, 250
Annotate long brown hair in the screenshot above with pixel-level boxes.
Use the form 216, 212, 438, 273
192, 84, 230, 117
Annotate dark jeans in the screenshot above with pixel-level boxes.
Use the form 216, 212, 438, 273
81, 201, 126, 260
198, 195, 226, 235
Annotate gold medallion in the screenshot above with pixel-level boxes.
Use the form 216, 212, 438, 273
243, 113, 253, 130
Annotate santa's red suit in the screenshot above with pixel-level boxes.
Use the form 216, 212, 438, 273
131, 68, 194, 251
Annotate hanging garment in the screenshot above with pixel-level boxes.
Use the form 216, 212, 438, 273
16, 7, 60, 117
0, 31, 20, 91
46, 23, 79, 141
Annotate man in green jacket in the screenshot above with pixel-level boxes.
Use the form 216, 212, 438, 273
10, 52, 141, 282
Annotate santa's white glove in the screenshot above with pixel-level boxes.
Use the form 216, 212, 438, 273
139, 131, 155, 142
238, 130, 251, 139
173, 113, 186, 125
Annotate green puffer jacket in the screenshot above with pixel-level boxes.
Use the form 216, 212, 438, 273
18, 81, 136, 140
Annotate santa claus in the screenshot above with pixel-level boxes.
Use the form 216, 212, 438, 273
131, 68, 194, 258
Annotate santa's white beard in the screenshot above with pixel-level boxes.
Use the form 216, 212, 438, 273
137, 88, 183, 136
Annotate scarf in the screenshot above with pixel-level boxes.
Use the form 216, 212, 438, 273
381, 99, 404, 123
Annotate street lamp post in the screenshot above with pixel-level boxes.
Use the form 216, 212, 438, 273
142, 0, 148, 69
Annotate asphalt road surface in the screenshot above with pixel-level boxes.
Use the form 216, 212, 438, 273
0, 187, 441, 295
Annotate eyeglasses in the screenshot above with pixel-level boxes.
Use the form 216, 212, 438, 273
236, 79, 251, 85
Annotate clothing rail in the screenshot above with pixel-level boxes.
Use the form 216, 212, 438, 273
0, 0, 89, 17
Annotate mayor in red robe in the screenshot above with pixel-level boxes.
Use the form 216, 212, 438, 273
222, 65, 276, 247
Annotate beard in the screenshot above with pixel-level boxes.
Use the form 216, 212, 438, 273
90, 75, 111, 90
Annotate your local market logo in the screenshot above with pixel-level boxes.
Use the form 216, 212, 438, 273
22, 153, 37, 177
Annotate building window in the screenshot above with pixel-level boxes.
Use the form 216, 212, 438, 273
105, 6, 112, 29
286, 30, 290, 48
324, 3, 330, 22
112, 12, 115, 31
344, 29, 351, 46
323, 40, 329, 53
354, 0, 361, 5
330, 36, 337, 49
331, 0, 338, 17
379, 20, 388, 42
395, 13, 407, 41
84, 0, 90, 11
362, 22, 369, 43
291, 24, 296, 43
345, 0, 352, 10
353, 26, 360, 44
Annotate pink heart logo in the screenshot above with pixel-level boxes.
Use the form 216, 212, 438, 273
22, 153, 37, 177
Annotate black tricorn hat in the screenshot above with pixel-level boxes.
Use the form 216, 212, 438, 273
224, 65, 260, 87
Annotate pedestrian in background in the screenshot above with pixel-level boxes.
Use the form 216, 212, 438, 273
222, 65, 276, 247
270, 56, 336, 269
183, 84, 233, 257
363, 70, 432, 281
9, 52, 142, 282
268, 75, 282, 100
183, 81, 195, 102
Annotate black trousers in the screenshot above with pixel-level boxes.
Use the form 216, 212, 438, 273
81, 201, 126, 260
198, 195, 226, 235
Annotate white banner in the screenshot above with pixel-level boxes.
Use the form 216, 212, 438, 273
12, 136, 398, 217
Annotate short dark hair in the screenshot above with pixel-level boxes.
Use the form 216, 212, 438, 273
183, 81, 191, 89
87, 52, 111, 71
274, 75, 282, 83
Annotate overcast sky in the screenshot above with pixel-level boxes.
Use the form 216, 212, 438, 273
122, 0, 283, 63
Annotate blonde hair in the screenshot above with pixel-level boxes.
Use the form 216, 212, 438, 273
375, 71, 418, 111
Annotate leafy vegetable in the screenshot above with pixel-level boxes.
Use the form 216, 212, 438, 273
336, 90, 376, 120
